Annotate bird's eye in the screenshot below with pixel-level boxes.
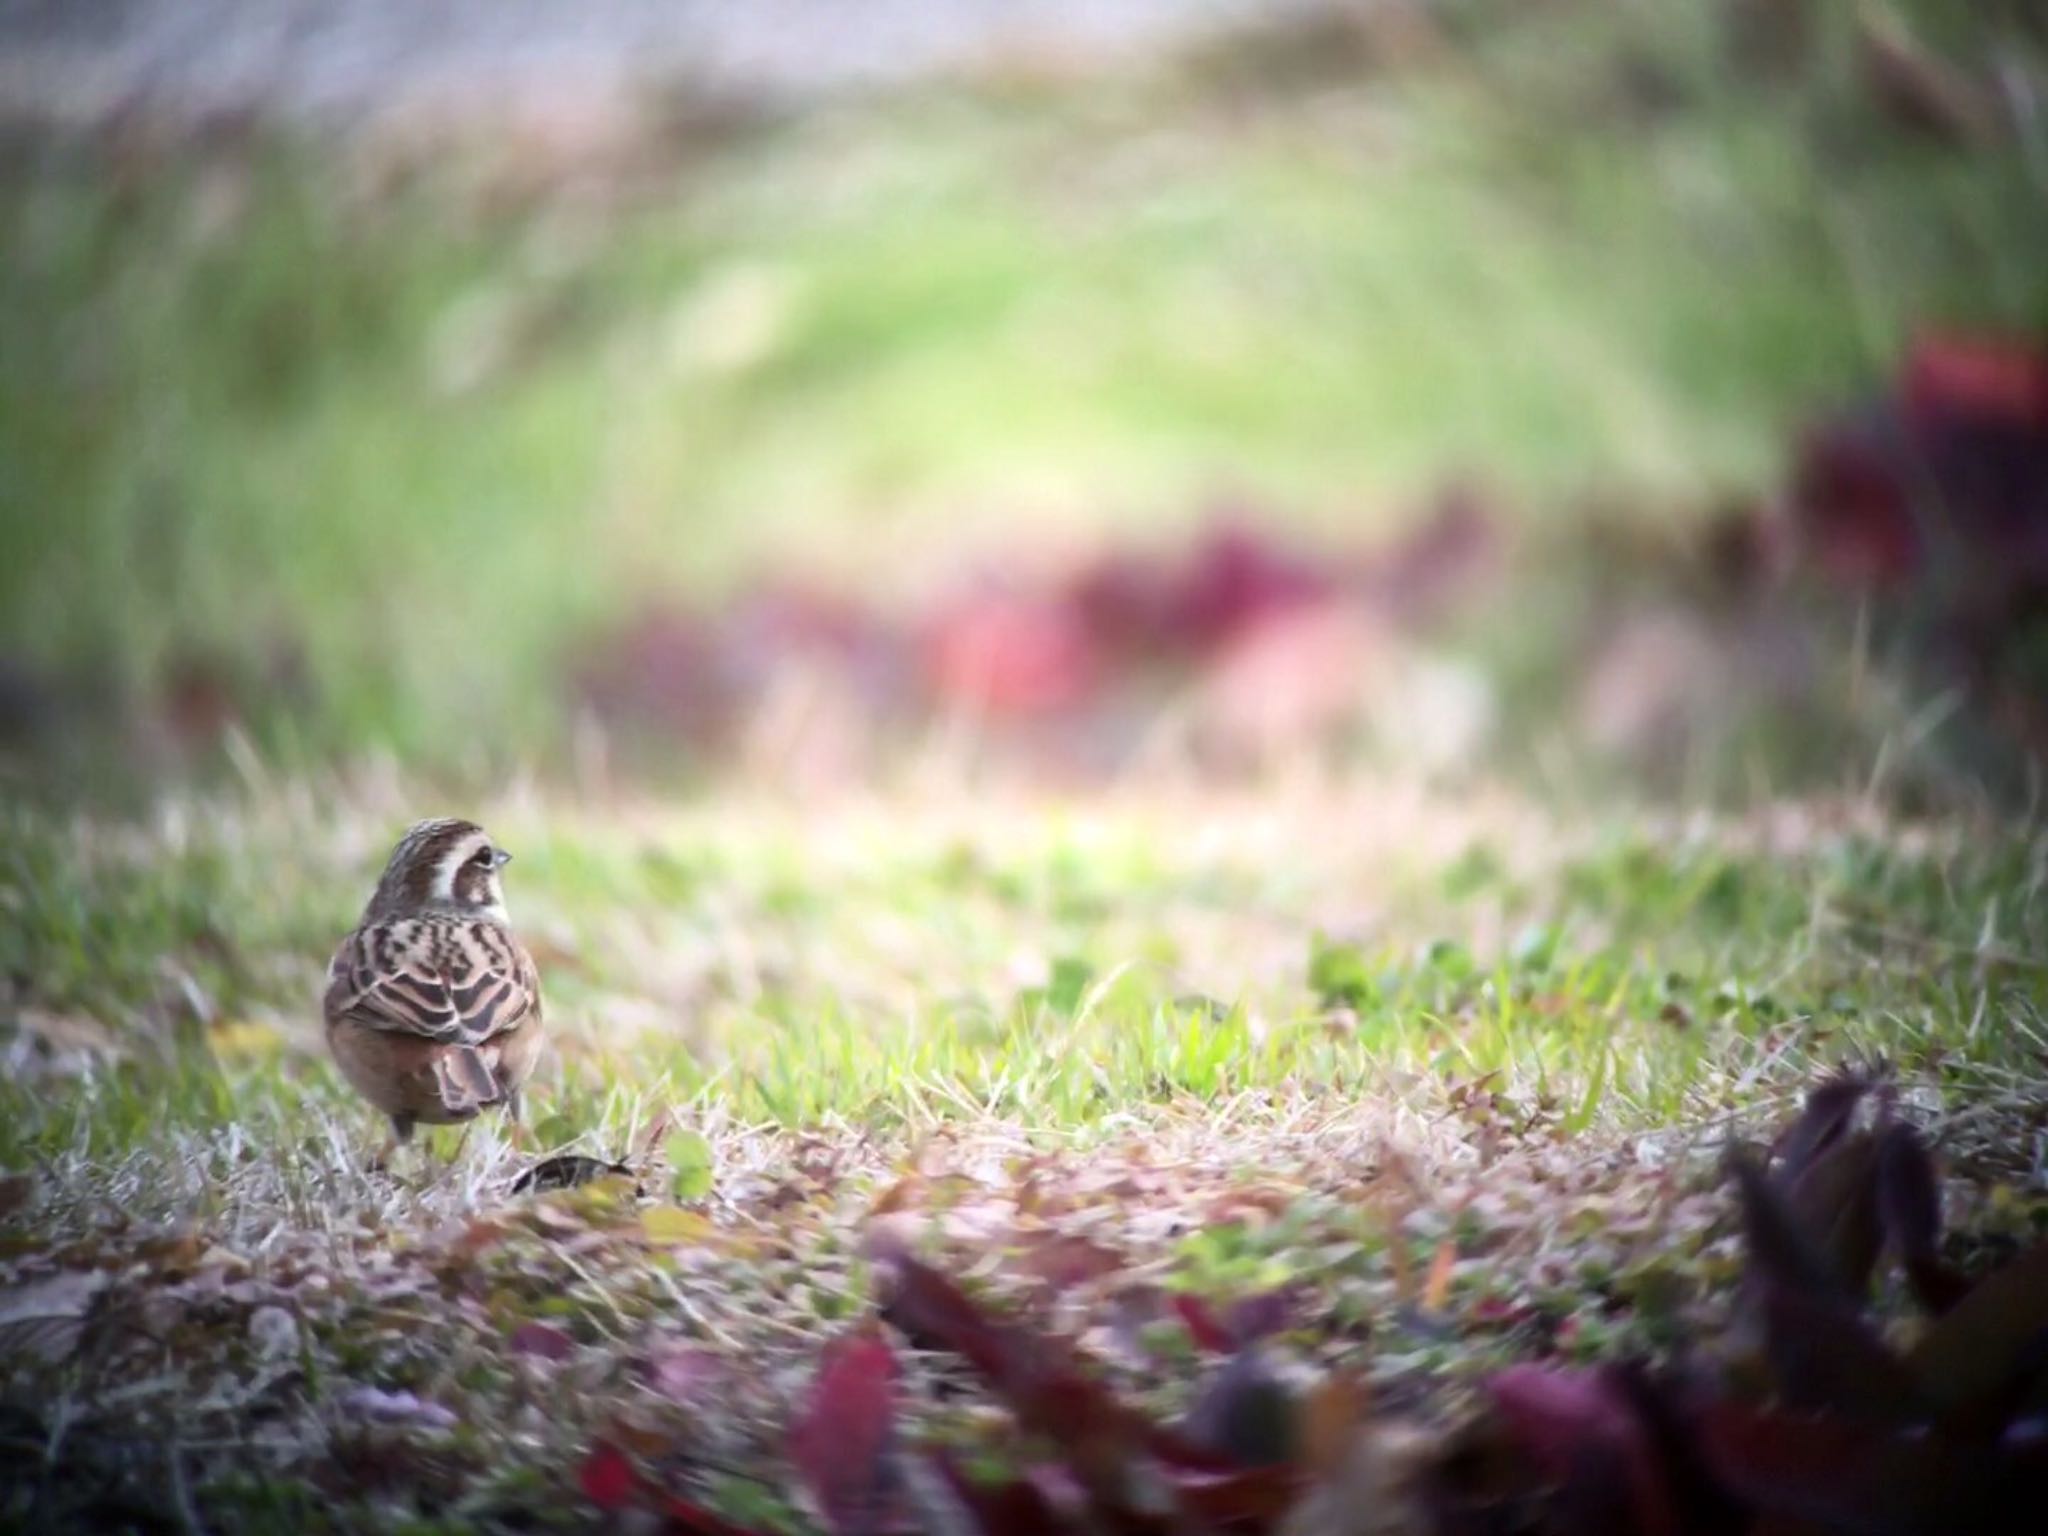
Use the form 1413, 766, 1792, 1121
471, 847, 496, 869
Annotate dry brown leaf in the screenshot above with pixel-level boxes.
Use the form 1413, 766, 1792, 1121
0, 1173, 35, 1220
1298, 1369, 1371, 1481
0, 1271, 105, 1365
1281, 1419, 1437, 1536
1422, 1239, 1457, 1314
1007, 1231, 1127, 1293
867, 1173, 926, 1219
451, 1218, 513, 1262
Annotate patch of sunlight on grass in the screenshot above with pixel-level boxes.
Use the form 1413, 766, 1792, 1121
6, 783, 2046, 1177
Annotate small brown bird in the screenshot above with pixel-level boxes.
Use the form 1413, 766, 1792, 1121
324, 818, 544, 1159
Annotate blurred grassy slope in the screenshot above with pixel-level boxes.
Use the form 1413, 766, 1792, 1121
1, 1, 2043, 772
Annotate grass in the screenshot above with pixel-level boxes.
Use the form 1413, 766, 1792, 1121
8, 777, 2048, 1160
3, 1, 2044, 777
8, 777, 2048, 1154
6, 778, 2048, 1530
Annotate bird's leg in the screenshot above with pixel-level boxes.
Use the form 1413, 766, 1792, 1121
371, 1114, 416, 1175
502, 1090, 533, 1150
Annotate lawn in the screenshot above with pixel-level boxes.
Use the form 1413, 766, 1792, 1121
5, 780, 2046, 1529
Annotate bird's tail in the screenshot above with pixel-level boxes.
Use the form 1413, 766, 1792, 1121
432, 1046, 504, 1117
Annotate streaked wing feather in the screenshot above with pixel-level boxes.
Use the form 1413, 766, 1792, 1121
326, 919, 535, 1046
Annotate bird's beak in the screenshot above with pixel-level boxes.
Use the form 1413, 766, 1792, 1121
494, 849, 514, 869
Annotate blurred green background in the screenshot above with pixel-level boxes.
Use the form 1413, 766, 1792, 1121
2, 0, 2044, 798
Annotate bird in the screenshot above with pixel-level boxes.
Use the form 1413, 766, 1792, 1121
323, 817, 544, 1161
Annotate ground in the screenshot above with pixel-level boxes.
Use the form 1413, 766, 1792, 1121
4, 2, 2047, 1529
5, 780, 2046, 1530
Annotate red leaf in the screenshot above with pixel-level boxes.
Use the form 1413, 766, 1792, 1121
789, 1326, 899, 1535
1165, 520, 1333, 653
881, 1256, 1019, 1379
1485, 1365, 1682, 1536
1696, 1399, 2012, 1535
1172, 1293, 1235, 1354
1756, 1281, 1927, 1425
1907, 1238, 2048, 1434
927, 1451, 1080, 1536
1787, 1128, 1885, 1298
1602, 1364, 1749, 1536
1902, 333, 2048, 429
580, 1440, 641, 1512
1790, 425, 1922, 588
661, 1494, 783, 1536
1874, 1122, 1940, 1262
1875, 1122, 1969, 1315
1729, 1146, 1853, 1301
921, 593, 1099, 717
880, 1256, 1175, 1515
1772, 1072, 1873, 1182
1164, 1462, 1302, 1528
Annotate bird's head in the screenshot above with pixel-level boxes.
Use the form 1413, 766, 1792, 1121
365, 817, 514, 924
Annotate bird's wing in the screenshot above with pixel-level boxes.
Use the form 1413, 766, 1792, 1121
324, 918, 538, 1046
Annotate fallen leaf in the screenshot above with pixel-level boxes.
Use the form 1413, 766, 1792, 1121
666, 1128, 715, 1202
1786, 1129, 1885, 1296
1756, 1280, 1926, 1424
1484, 1365, 1681, 1536
0, 1271, 104, 1364
1389, 1225, 1416, 1308
1696, 1397, 2008, 1535
1772, 1071, 1873, 1179
1165, 1461, 1302, 1527
581, 1440, 640, 1511
662, 1491, 784, 1536
510, 1321, 576, 1361
1008, 1232, 1126, 1293
643, 1207, 716, 1247
1173, 1293, 1236, 1354
789, 1325, 899, 1535
925, 1449, 1076, 1535
878, 1256, 1154, 1510
1906, 1238, 2048, 1431
1727, 1146, 1853, 1301
1876, 1120, 1968, 1315
1421, 1238, 1456, 1314
1297, 1370, 1369, 1481
0, 1172, 31, 1219
868, 1173, 925, 1219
